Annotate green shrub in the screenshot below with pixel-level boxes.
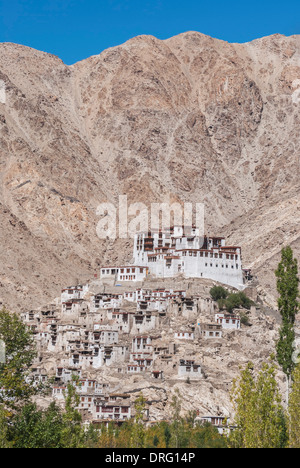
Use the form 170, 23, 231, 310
210, 286, 228, 301
217, 291, 254, 313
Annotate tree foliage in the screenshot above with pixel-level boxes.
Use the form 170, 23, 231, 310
229, 361, 287, 448
275, 246, 299, 377
2, 384, 91, 448
210, 286, 228, 301
131, 393, 146, 448
61, 377, 85, 448
218, 292, 253, 314
0, 405, 12, 448
0, 308, 40, 410
288, 363, 300, 448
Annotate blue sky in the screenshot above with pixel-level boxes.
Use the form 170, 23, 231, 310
0, 0, 299, 64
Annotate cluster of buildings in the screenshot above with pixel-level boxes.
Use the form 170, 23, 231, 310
20, 229, 250, 428
22, 283, 242, 427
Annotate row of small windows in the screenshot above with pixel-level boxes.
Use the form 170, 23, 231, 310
101, 268, 145, 274
204, 263, 239, 269
182, 251, 239, 260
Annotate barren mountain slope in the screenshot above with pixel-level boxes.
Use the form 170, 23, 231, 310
0, 33, 299, 310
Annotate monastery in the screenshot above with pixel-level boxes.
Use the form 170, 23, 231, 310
100, 227, 249, 289
16, 228, 255, 430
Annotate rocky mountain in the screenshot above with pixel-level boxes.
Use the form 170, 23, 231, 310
0, 32, 299, 311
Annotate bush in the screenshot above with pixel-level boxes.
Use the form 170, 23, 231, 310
239, 312, 250, 326
210, 286, 228, 301
217, 292, 254, 313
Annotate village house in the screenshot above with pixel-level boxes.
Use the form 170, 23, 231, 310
181, 297, 198, 318
77, 379, 110, 395
151, 370, 164, 380
137, 297, 167, 314
215, 313, 241, 329
52, 386, 66, 401
30, 366, 48, 384
55, 367, 82, 384
93, 325, 119, 345
107, 309, 134, 334
79, 394, 96, 411
61, 299, 89, 320
98, 344, 129, 366
178, 359, 202, 379
61, 285, 89, 303
174, 331, 195, 340
100, 266, 149, 283
127, 364, 147, 373
132, 311, 159, 334
93, 395, 132, 423
91, 293, 123, 311
200, 323, 223, 338
129, 350, 153, 366
132, 335, 153, 353
153, 339, 176, 357
197, 415, 232, 435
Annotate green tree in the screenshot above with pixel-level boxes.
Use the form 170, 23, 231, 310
9, 402, 65, 448
0, 405, 11, 448
164, 425, 171, 448
84, 423, 100, 448
288, 363, 300, 448
170, 389, 181, 448
170, 389, 189, 448
61, 377, 85, 448
275, 246, 299, 378
239, 311, 250, 326
0, 308, 40, 410
229, 361, 287, 448
220, 292, 253, 314
210, 286, 228, 301
131, 393, 146, 448
190, 422, 227, 449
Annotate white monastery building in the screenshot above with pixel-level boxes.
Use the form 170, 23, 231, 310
100, 226, 248, 290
